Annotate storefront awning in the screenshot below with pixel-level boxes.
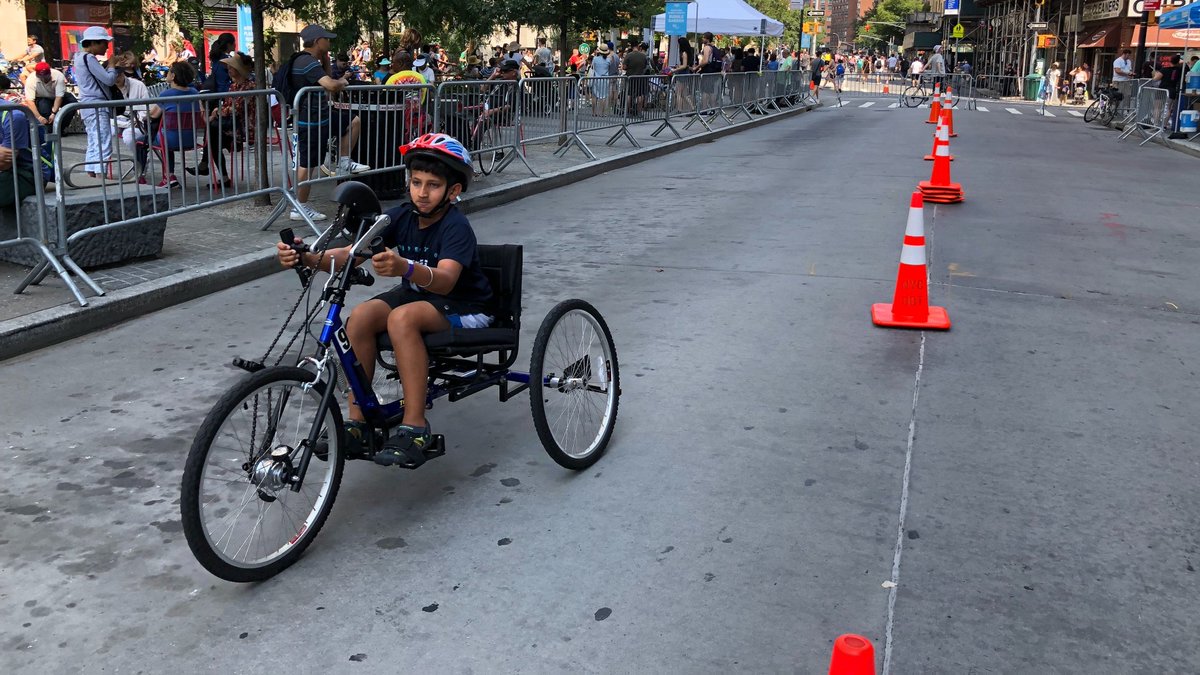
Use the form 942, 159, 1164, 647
1079, 21, 1123, 48
1128, 26, 1200, 47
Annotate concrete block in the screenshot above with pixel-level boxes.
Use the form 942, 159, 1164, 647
0, 188, 170, 268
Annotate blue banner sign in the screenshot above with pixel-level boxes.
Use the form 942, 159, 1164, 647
665, 2, 690, 34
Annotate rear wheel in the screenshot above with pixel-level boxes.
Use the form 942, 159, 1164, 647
181, 366, 344, 582
901, 86, 925, 108
529, 300, 620, 471
1099, 101, 1117, 126
1083, 100, 1102, 123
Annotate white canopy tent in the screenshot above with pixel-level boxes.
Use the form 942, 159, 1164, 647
652, 0, 786, 37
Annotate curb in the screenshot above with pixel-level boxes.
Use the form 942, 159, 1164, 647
0, 102, 820, 363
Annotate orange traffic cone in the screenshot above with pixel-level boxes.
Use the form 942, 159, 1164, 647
829, 634, 876, 675
883, 83, 890, 94
918, 112, 963, 204
871, 192, 951, 330
925, 82, 941, 124
943, 88, 958, 137
924, 118, 954, 161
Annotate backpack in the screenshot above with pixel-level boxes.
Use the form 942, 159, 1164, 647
835, 63, 845, 76
271, 51, 306, 106
702, 45, 723, 73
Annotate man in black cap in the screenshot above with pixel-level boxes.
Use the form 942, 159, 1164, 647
289, 23, 369, 222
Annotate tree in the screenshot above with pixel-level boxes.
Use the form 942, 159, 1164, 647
744, 0, 803, 51
506, 0, 660, 68
860, 0, 925, 48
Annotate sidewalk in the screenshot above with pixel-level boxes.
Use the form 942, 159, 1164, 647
0, 98, 819, 361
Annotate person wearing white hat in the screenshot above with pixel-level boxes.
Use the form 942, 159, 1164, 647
73, 26, 116, 177
926, 44, 946, 90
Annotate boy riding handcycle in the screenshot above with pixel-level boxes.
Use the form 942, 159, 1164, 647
180, 133, 620, 582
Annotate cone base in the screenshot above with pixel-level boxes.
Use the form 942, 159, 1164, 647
919, 181, 963, 192
872, 303, 951, 330
924, 155, 954, 161
924, 196, 964, 204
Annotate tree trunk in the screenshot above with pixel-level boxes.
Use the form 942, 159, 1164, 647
252, 0, 271, 206
381, 0, 390, 56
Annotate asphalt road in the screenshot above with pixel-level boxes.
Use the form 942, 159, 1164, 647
2, 102, 1197, 673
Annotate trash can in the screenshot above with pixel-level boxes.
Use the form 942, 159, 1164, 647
1023, 74, 1042, 101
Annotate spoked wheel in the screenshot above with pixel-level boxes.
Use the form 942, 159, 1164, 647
181, 366, 345, 582
529, 299, 621, 470
901, 86, 925, 108
477, 125, 500, 176
1100, 103, 1117, 126
1083, 100, 1102, 123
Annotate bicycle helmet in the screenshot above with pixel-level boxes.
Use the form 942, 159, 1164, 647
399, 133, 473, 193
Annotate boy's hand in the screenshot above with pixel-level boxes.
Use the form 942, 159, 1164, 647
371, 249, 402, 277
276, 237, 302, 268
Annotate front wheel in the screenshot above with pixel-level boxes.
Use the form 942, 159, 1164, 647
181, 366, 345, 582
901, 86, 925, 107
477, 124, 500, 176
529, 300, 621, 470
1083, 100, 1102, 123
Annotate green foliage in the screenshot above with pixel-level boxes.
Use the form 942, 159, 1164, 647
861, 0, 925, 46
744, 0, 803, 49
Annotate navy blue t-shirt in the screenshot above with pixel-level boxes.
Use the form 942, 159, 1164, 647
379, 204, 492, 308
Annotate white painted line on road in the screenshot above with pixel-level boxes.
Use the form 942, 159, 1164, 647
838, 101, 851, 107
882, 331, 927, 674
860, 101, 876, 108
888, 102, 900, 108
1042, 110, 1056, 117
1068, 110, 1084, 117
977, 106, 989, 112
1006, 108, 1022, 115
918, 103, 928, 108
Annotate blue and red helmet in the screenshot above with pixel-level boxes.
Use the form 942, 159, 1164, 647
399, 133, 473, 192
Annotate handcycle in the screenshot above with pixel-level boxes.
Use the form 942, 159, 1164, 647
180, 181, 621, 582
901, 76, 959, 109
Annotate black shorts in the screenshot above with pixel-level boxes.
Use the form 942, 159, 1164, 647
295, 110, 353, 169
371, 285, 491, 328
627, 77, 648, 98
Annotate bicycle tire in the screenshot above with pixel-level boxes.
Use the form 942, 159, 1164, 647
1083, 100, 1102, 123
181, 366, 345, 582
902, 86, 924, 107
529, 299, 620, 471
477, 125, 500, 175
1099, 103, 1117, 126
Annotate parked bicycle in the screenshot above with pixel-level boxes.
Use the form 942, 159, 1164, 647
1084, 85, 1122, 125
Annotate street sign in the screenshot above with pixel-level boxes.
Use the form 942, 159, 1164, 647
664, 2, 689, 34
951, 23, 965, 38
1144, 0, 1161, 10
1028, 21, 1048, 29
807, 9, 826, 15
944, 0, 961, 16
579, 43, 591, 55
789, 0, 805, 9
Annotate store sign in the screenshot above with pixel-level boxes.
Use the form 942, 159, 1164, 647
1127, 0, 1185, 16
1082, 0, 1124, 22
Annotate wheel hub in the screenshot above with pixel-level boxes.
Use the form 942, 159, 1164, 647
251, 446, 294, 495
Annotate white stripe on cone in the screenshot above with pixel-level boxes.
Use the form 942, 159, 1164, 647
935, 142, 950, 157
936, 122, 949, 142
905, 206, 925, 238
900, 244, 926, 265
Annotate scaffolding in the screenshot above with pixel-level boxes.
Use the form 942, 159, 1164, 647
975, 0, 1084, 77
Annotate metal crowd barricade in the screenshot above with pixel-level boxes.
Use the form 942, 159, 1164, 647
43, 89, 299, 305
291, 83, 436, 201
0, 105, 83, 302
516, 75, 577, 154
970, 74, 1022, 101
566, 74, 637, 156
1118, 85, 1171, 146
431, 79, 534, 176
628, 74, 680, 141
1110, 78, 1150, 128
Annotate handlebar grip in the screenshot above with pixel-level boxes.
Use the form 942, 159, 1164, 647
369, 236, 387, 255
279, 227, 312, 285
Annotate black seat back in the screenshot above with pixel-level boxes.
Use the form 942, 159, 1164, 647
477, 244, 522, 330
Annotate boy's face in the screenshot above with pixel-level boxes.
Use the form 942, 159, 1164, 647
408, 169, 462, 213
